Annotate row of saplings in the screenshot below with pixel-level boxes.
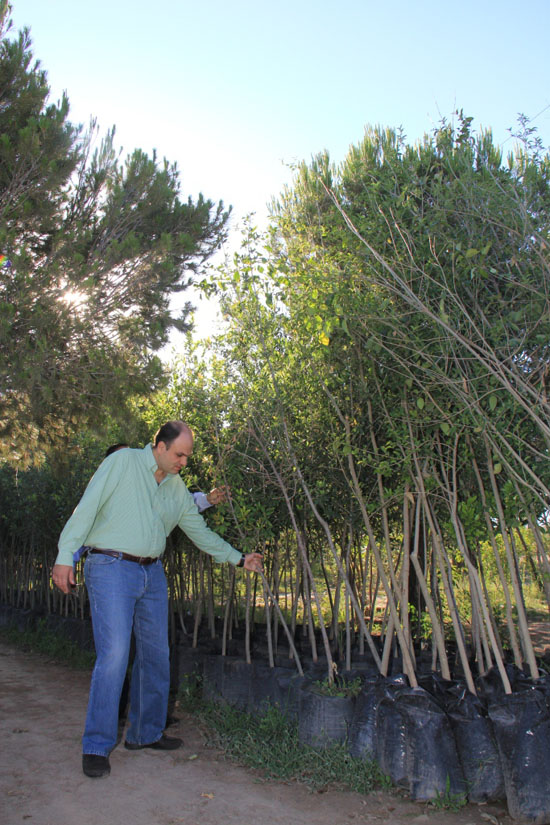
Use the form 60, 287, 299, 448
188, 649, 550, 825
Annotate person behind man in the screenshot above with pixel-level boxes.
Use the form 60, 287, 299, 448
52, 421, 263, 779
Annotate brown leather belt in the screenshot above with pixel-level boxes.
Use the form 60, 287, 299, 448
89, 548, 159, 566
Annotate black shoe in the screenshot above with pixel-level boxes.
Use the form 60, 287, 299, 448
82, 754, 111, 778
124, 733, 183, 751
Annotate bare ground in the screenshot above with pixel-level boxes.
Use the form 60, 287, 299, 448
0, 641, 520, 825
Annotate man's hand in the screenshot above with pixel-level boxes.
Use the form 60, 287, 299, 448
206, 486, 230, 506
243, 553, 264, 574
52, 564, 76, 594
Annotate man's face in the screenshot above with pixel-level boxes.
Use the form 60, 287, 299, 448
156, 431, 193, 475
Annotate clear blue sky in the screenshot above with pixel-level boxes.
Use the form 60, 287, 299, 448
9, 0, 550, 227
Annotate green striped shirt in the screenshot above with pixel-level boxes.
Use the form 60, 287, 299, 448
56, 444, 241, 567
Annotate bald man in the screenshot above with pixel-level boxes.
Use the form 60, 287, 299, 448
53, 420, 263, 778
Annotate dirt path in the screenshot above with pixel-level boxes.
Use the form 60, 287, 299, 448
0, 641, 514, 825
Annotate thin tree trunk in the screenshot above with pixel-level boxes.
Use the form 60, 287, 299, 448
222, 567, 236, 656
485, 436, 539, 679
469, 443, 524, 668
192, 554, 204, 649
409, 493, 451, 679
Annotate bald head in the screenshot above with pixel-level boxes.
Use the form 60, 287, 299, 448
153, 421, 193, 449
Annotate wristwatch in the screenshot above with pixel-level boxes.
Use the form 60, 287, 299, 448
237, 553, 245, 567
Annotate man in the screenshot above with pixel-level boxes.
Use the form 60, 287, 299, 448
52, 421, 263, 779
95, 443, 231, 729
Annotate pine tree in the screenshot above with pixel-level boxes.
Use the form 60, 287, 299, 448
0, 2, 230, 463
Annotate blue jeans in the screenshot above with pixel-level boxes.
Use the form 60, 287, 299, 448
82, 553, 170, 756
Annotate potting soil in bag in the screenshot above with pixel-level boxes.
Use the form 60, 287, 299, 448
373, 677, 413, 787
476, 664, 531, 703
447, 688, 504, 803
202, 654, 224, 703
297, 680, 356, 748
393, 687, 465, 801
488, 690, 550, 824
218, 658, 253, 709
248, 663, 296, 716
201, 655, 252, 709
274, 670, 306, 721
417, 670, 454, 702
348, 677, 388, 760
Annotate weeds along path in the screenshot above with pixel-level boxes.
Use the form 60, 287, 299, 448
0, 639, 513, 825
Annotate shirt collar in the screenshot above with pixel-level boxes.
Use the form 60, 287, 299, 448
142, 443, 158, 473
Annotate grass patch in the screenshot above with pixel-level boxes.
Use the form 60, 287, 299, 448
428, 776, 468, 812
311, 673, 363, 698
178, 677, 390, 795
0, 619, 96, 670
